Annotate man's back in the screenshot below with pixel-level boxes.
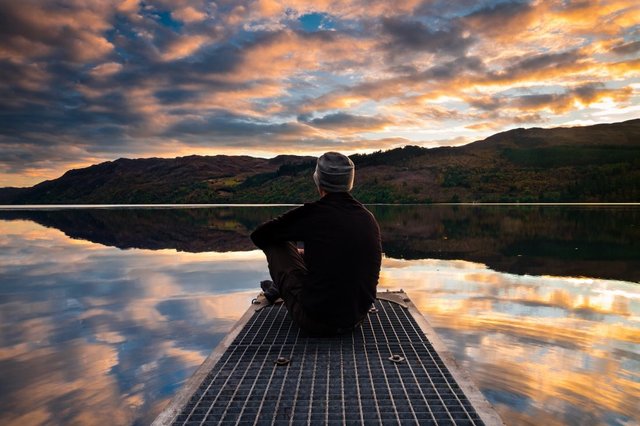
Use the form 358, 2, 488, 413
298, 192, 381, 327
250, 192, 381, 328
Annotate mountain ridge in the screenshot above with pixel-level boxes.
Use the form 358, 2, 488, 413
1, 118, 639, 204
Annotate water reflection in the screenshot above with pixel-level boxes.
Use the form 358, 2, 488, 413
0, 207, 638, 425
1, 204, 638, 282
379, 258, 639, 425
0, 221, 265, 425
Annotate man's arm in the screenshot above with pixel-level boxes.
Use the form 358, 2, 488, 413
250, 204, 310, 249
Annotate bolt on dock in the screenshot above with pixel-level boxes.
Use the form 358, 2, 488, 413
154, 290, 504, 425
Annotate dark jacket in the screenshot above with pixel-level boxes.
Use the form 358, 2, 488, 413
250, 192, 382, 327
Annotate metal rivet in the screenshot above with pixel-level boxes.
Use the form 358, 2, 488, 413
368, 306, 379, 314
388, 354, 405, 363
275, 357, 290, 366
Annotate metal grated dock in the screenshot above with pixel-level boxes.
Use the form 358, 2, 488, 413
154, 291, 503, 425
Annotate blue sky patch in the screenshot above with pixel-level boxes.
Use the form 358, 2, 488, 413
299, 12, 335, 32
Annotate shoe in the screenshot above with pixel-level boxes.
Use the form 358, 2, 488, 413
260, 280, 273, 292
260, 280, 280, 304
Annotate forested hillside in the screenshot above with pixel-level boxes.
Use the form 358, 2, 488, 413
1, 119, 638, 204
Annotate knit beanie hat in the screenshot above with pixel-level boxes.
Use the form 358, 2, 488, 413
313, 152, 355, 192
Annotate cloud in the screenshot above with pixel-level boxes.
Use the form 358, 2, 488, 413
511, 51, 583, 73
301, 112, 392, 133
165, 111, 314, 142
611, 40, 640, 55
461, 1, 537, 39
89, 62, 124, 78
513, 83, 634, 113
421, 55, 486, 80
300, 55, 486, 113
467, 83, 635, 115
381, 17, 474, 56
489, 50, 588, 83
0, 0, 639, 186
172, 5, 208, 23
0, 1, 114, 63
160, 34, 210, 60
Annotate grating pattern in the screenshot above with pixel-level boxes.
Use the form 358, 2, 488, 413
173, 298, 484, 425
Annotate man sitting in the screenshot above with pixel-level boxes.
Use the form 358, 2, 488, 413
250, 152, 382, 336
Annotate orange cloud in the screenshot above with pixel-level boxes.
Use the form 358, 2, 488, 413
550, 0, 640, 36
230, 29, 375, 82
161, 34, 211, 61
173, 5, 207, 23
90, 62, 123, 78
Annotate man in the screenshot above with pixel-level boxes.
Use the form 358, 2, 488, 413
250, 152, 382, 336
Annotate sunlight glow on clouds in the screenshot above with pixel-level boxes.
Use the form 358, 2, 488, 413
0, 0, 638, 186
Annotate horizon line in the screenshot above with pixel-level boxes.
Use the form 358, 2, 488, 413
1, 202, 639, 210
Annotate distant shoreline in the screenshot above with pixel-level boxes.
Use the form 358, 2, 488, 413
1, 202, 639, 210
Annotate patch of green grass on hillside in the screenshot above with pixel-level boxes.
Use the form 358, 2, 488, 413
502, 146, 640, 168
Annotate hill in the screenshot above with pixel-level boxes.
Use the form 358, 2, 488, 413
1, 119, 639, 204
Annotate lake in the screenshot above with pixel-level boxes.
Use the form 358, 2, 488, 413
0, 205, 638, 425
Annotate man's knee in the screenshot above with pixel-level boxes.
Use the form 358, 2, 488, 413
263, 243, 307, 288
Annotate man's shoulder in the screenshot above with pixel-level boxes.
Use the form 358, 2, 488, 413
279, 201, 319, 221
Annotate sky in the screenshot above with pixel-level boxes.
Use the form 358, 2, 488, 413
1, 0, 639, 187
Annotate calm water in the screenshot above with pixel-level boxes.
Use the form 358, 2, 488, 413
0, 205, 638, 425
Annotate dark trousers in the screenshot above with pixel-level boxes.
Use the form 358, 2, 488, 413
263, 242, 342, 336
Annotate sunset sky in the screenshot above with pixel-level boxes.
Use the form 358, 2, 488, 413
1, 0, 639, 187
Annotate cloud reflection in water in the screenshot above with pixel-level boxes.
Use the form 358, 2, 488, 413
379, 258, 639, 425
0, 219, 638, 425
0, 220, 267, 425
